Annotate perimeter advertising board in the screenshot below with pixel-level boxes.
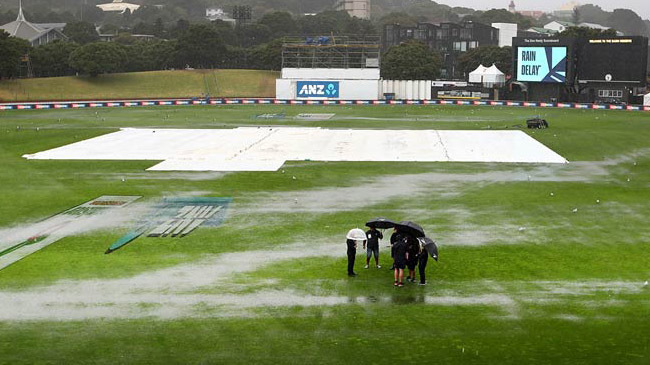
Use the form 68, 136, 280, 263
296, 81, 340, 98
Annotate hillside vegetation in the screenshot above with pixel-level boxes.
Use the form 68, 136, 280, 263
0, 69, 279, 102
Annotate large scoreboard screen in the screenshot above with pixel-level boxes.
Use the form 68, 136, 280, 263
578, 37, 648, 83
516, 47, 567, 83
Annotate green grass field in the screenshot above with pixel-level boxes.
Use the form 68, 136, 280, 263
0, 104, 649, 364
0, 69, 279, 102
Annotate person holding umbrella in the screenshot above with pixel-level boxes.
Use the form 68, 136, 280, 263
346, 228, 366, 277
393, 236, 408, 287
417, 237, 439, 286
365, 218, 397, 270
346, 239, 358, 276
389, 227, 404, 270
363, 226, 383, 269
405, 236, 420, 283
417, 241, 428, 285
392, 221, 426, 285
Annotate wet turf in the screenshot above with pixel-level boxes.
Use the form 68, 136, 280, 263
0, 105, 649, 363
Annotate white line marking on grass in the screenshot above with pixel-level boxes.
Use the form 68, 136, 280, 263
0, 203, 151, 270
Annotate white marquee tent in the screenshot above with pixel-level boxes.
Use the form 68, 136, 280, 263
469, 64, 506, 87
468, 64, 488, 84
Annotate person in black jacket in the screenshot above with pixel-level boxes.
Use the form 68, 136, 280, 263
418, 242, 429, 285
389, 228, 403, 270
363, 227, 383, 269
346, 239, 358, 276
393, 237, 407, 287
405, 236, 420, 283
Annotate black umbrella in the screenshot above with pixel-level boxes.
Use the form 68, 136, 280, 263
365, 217, 396, 229
417, 237, 438, 261
395, 221, 425, 238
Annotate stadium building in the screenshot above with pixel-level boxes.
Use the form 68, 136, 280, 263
334, 0, 370, 20
511, 36, 648, 103
276, 35, 381, 100
383, 21, 499, 79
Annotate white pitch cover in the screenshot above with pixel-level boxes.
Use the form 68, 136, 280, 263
24, 127, 568, 171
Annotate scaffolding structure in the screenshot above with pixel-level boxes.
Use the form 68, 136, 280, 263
281, 35, 381, 69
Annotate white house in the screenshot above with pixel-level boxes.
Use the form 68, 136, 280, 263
544, 21, 575, 33
545, 20, 622, 35
206, 8, 236, 24
334, 0, 370, 20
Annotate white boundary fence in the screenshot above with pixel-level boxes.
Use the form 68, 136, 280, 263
381, 80, 432, 100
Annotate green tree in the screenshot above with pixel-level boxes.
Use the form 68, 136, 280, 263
558, 26, 617, 38
174, 24, 227, 69
146, 39, 177, 70
577, 4, 610, 25
221, 46, 251, 69
608, 9, 648, 37
297, 11, 351, 35
458, 46, 513, 76
68, 42, 127, 76
467, 9, 533, 29
121, 40, 157, 72
250, 38, 283, 70
132, 22, 156, 35
99, 24, 119, 35
377, 12, 420, 27
236, 23, 271, 47
153, 18, 166, 38
0, 31, 31, 79
345, 17, 376, 35
63, 21, 100, 45
259, 11, 297, 38
381, 40, 441, 79
171, 18, 190, 38
572, 6, 581, 25
0, 10, 16, 24
30, 40, 79, 77
78, 3, 105, 24
212, 20, 238, 46
404, 1, 460, 23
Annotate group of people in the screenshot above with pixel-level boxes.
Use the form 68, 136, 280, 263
346, 226, 429, 287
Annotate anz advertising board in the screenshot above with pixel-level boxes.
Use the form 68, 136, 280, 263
296, 81, 340, 98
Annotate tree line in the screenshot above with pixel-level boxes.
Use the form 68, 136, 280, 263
0, 10, 375, 78
0, 4, 630, 80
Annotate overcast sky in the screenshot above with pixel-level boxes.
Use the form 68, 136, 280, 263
434, 0, 650, 20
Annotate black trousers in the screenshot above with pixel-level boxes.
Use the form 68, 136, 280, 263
347, 250, 356, 274
418, 254, 428, 283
